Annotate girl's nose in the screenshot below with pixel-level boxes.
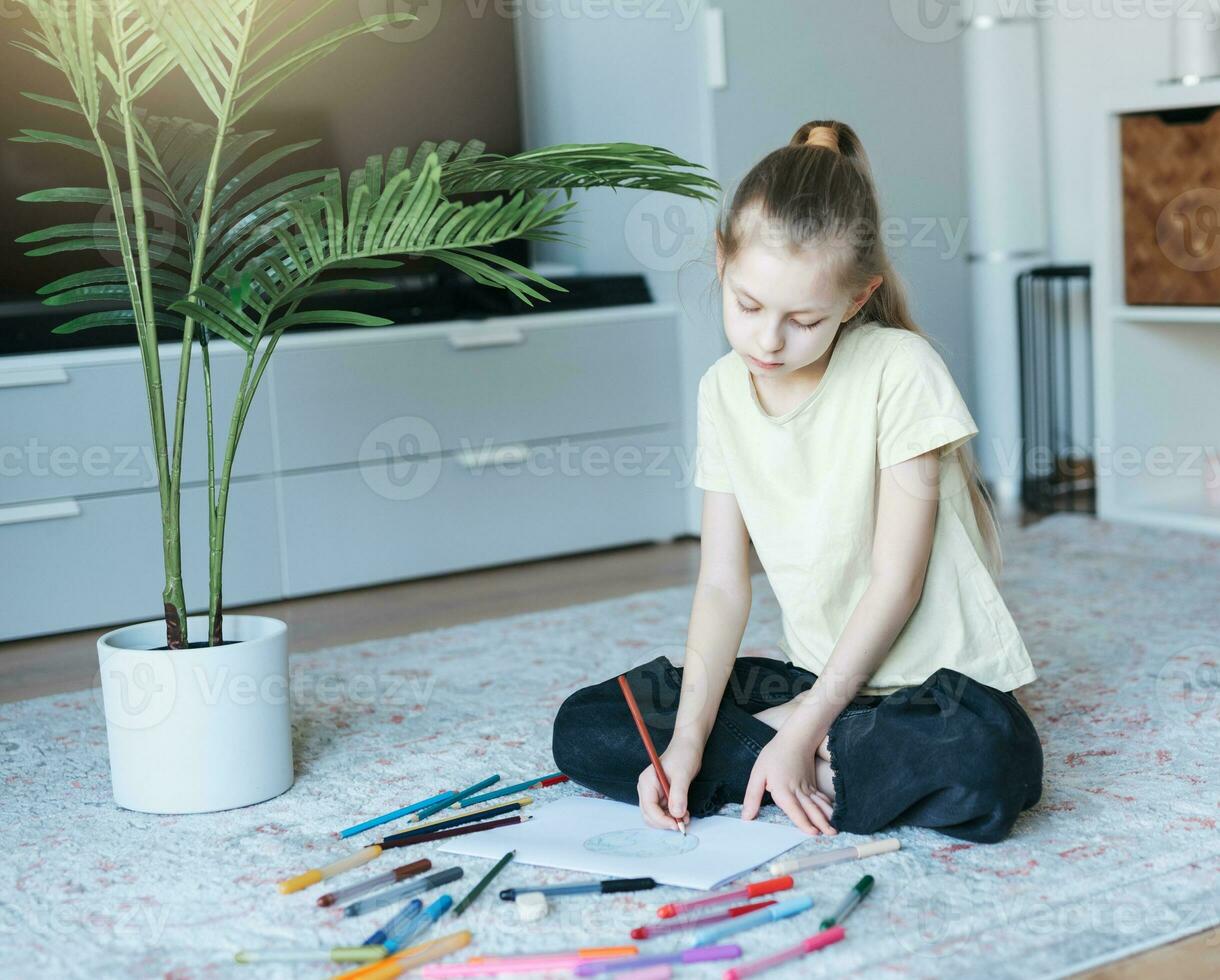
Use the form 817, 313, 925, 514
759, 324, 784, 353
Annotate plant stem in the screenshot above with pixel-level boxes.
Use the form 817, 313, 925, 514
128, 136, 188, 645
108, 3, 185, 644
170, 11, 255, 646
202, 334, 221, 644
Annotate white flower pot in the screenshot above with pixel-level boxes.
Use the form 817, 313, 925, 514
96, 614, 294, 814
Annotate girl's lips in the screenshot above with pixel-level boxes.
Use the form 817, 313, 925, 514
749, 355, 782, 369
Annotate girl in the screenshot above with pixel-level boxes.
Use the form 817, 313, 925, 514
552, 120, 1042, 844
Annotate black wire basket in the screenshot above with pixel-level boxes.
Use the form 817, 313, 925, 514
1016, 265, 1096, 515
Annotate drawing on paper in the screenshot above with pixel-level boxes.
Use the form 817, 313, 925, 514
582, 828, 700, 858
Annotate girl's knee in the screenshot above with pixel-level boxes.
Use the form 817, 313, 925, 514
551, 683, 605, 778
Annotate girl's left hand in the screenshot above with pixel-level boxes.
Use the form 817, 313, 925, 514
741, 724, 837, 835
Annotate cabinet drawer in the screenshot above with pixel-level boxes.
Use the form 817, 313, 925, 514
0, 349, 274, 506
0, 478, 282, 641
271, 308, 680, 472
279, 427, 686, 596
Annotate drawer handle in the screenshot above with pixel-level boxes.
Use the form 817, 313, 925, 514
456, 443, 531, 469
447, 326, 526, 350
0, 366, 69, 389
0, 498, 81, 527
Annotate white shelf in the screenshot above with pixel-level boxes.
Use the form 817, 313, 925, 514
1109, 487, 1220, 537
1093, 83, 1220, 538
1111, 306, 1220, 324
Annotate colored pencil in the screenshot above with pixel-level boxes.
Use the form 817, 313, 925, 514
458, 774, 564, 808
340, 791, 456, 838
617, 674, 685, 835
317, 859, 431, 907
383, 814, 529, 849
722, 924, 845, 979
409, 775, 500, 822
385, 798, 531, 840
453, 850, 515, 917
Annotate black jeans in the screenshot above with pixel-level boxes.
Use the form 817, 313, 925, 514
552, 655, 1043, 844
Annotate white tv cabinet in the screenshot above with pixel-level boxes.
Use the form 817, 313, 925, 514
0, 303, 687, 641
1093, 82, 1220, 537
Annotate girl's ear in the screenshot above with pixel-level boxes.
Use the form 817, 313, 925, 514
715, 238, 725, 280
846, 274, 883, 319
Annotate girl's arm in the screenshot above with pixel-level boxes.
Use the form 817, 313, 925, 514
741, 449, 941, 833
637, 485, 753, 830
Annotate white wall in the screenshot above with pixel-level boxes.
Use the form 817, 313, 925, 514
513, 5, 722, 533
708, 1, 975, 403
1038, 9, 1175, 263
517, 1, 975, 533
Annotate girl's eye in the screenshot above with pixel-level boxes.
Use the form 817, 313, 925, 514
735, 298, 759, 314
791, 318, 822, 330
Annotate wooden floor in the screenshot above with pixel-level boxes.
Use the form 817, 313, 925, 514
1, 519, 1216, 978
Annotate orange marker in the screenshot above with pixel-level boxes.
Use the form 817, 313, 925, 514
336, 930, 471, 980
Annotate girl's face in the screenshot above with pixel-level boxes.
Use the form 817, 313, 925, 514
717, 232, 881, 385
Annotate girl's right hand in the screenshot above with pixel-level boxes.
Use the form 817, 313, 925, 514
637, 737, 703, 831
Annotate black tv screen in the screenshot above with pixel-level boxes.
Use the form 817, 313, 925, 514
0, 1, 526, 355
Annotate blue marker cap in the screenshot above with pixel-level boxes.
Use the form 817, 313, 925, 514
423, 894, 453, 921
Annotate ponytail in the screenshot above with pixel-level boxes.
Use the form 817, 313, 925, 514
716, 119, 1004, 578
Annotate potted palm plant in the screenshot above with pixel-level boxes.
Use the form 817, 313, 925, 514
12, 0, 718, 814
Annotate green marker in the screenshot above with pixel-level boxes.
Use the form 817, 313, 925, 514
819, 874, 873, 930
453, 850, 515, 917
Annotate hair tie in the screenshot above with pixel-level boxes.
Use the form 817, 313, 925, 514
804, 126, 839, 153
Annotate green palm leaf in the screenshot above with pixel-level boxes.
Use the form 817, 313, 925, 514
440, 141, 720, 201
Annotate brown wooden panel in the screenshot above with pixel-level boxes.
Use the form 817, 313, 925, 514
1123, 105, 1220, 305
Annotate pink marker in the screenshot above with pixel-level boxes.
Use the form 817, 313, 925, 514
655, 875, 793, 919
617, 968, 671, 980
722, 924, 846, 980
421, 958, 586, 977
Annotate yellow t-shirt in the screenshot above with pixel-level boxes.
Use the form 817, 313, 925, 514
693, 320, 1037, 695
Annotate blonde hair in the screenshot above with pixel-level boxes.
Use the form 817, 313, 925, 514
715, 118, 1004, 577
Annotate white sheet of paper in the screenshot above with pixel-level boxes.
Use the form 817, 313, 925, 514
437, 797, 809, 890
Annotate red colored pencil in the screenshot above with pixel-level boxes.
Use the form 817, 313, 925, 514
617, 674, 686, 835
381, 814, 528, 849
